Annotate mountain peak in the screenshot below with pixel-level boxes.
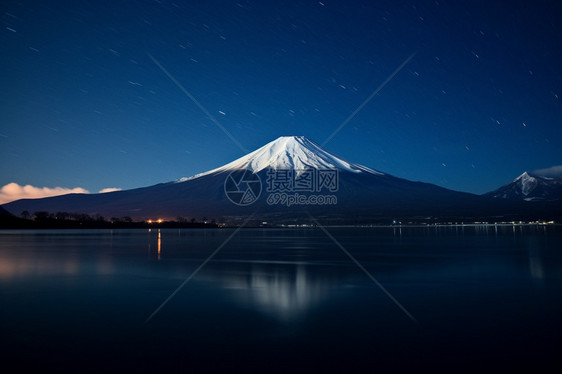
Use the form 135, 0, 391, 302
514, 171, 532, 181
179, 136, 383, 181
514, 171, 538, 196
273, 135, 308, 142
488, 170, 562, 201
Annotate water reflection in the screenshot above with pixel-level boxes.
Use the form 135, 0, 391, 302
0, 226, 559, 323
157, 229, 161, 261
199, 263, 342, 319
0, 252, 81, 278
528, 240, 544, 279
97, 254, 116, 275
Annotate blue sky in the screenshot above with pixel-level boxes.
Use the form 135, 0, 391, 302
1, 0, 561, 200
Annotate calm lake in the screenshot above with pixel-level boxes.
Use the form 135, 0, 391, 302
1, 226, 561, 372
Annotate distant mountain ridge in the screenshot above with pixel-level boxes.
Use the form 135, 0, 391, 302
0, 206, 14, 217
2, 136, 561, 224
485, 171, 562, 202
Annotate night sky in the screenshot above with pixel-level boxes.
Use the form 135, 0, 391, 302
1, 0, 561, 202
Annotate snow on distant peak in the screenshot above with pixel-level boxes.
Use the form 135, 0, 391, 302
514, 171, 538, 196
177, 136, 383, 182
513, 171, 530, 181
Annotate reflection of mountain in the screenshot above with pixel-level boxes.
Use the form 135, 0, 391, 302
250, 266, 317, 316
1, 227, 553, 323
198, 263, 345, 319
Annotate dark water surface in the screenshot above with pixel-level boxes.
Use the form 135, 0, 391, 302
1, 226, 561, 373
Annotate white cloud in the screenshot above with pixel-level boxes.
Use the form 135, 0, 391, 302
99, 187, 122, 193
532, 165, 562, 178
0, 183, 90, 205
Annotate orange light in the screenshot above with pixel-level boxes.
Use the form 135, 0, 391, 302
147, 219, 153, 224
157, 219, 163, 223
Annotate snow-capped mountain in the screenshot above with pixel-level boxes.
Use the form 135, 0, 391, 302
2, 136, 560, 223
485, 171, 562, 201
177, 136, 382, 182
